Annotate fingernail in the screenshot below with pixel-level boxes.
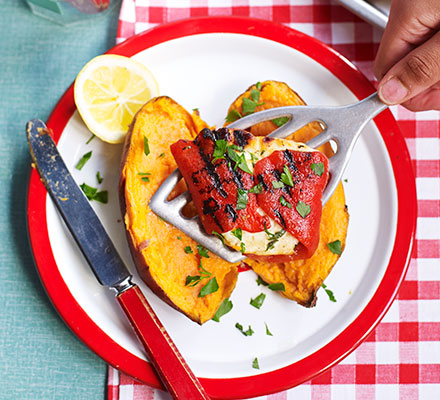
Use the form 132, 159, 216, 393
379, 77, 408, 104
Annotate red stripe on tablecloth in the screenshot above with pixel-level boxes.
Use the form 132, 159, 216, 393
413, 160, 440, 178
418, 200, 440, 217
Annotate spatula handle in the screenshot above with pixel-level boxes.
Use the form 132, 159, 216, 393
117, 285, 210, 399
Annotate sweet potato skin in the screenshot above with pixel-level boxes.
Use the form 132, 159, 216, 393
120, 96, 239, 324
227, 81, 349, 306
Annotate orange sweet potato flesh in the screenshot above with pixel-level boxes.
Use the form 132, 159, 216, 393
227, 81, 349, 306
120, 96, 239, 324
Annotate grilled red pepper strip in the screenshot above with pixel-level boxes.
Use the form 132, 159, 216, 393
253, 149, 329, 259
170, 128, 269, 235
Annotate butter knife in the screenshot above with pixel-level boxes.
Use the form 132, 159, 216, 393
26, 119, 210, 400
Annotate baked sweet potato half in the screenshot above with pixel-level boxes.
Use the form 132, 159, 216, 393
120, 96, 239, 324
227, 81, 349, 306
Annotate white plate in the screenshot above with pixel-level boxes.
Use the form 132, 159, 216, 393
28, 17, 415, 399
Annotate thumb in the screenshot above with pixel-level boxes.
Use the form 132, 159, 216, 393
377, 32, 440, 105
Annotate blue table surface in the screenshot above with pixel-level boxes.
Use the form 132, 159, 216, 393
0, 1, 120, 399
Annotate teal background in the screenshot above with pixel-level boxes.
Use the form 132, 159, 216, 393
0, 1, 120, 399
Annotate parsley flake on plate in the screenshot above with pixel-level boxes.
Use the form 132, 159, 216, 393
235, 323, 254, 336
75, 151, 92, 171
212, 298, 233, 322
265, 322, 273, 336
80, 183, 108, 204
250, 293, 266, 309
96, 171, 103, 184
322, 283, 337, 302
252, 357, 260, 369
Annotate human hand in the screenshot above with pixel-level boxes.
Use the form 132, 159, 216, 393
374, 0, 440, 111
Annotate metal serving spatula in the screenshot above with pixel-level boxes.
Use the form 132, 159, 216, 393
150, 92, 387, 263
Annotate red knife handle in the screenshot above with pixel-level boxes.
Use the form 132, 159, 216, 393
117, 284, 210, 399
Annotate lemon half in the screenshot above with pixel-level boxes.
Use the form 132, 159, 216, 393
74, 54, 159, 143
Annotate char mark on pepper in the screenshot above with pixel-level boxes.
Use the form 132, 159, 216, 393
202, 198, 223, 230
233, 129, 252, 148
224, 204, 238, 222
274, 209, 287, 228
198, 144, 228, 198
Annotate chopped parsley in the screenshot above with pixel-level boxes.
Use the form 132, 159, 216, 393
226, 109, 242, 123
240, 242, 246, 253
86, 134, 95, 144
242, 97, 264, 115
184, 246, 193, 254
268, 282, 285, 291
75, 151, 92, 171
212, 230, 226, 246
249, 183, 263, 194
96, 171, 103, 184
185, 260, 211, 287
250, 293, 266, 309
322, 283, 336, 302
138, 172, 151, 183
199, 277, 219, 297
256, 276, 268, 286
227, 147, 252, 174
143, 136, 150, 156
212, 139, 228, 162
272, 116, 289, 127
264, 225, 286, 251
311, 162, 324, 176
327, 240, 342, 255
265, 322, 273, 336
212, 298, 233, 322
255, 81, 262, 90
296, 201, 311, 218
252, 357, 260, 369
197, 244, 210, 258
177, 236, 182, 240
280, 165, 294, 187
231, 228, 242, 241
80, 183, 108, 204
250, 88, 261, 102
272, 180, 285, 189
279, 196, 292, 208
344, 178, 348, 183
236, 188, 249, 210
158, 152, 165, 158
235, 323, 254, 336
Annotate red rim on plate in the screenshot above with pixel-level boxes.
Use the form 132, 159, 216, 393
26, 17, 416, 399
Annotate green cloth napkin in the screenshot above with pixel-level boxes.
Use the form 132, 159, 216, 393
0, 1, 120, 398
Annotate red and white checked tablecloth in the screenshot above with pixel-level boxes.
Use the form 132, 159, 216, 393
108, 1, 440, 399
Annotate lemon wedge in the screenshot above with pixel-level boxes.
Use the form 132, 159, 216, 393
74, 54, 159, 144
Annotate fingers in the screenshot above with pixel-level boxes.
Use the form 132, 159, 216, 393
377, 31, 440, 105
373, 0, 437, 81
402, 85, 440, 111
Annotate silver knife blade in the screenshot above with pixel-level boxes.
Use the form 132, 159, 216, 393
27, 119, 130, 288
